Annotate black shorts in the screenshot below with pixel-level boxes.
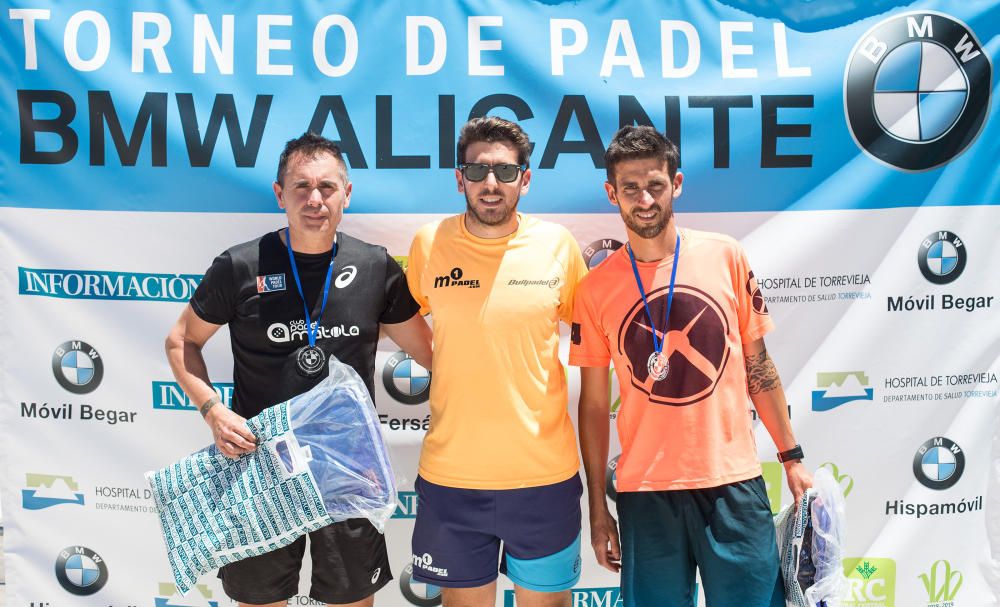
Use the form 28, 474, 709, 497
218, 518, 392, 604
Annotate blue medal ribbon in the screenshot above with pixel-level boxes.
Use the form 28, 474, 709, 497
284, 229, 338, 348
626, 232, 681, 356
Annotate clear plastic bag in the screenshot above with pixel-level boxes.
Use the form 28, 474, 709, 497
774, 467, 847, 607
145, 356, 397, 595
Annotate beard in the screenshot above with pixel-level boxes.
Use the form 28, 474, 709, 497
465, 188, 520, 228
620, 203, 672, 239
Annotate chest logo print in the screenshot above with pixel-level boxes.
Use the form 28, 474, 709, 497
257, 274, 286, 293
618, 286, 731, 406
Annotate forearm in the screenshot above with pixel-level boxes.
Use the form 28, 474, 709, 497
165, 336, 217, 413
745, 344, 798, 452
579, 399, 612, 513
383, 314, 433, 370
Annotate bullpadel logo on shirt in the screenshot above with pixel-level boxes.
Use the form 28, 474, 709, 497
433, 268, 480, 289
507, 277, 560, 288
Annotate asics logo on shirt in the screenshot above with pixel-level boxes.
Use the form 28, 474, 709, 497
335, 265, 358, 288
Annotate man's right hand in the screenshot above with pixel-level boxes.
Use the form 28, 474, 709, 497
589, 505, 622, 573
205, 406, 257, 458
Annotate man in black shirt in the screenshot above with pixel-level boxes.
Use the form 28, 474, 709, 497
165, 132, 431, 607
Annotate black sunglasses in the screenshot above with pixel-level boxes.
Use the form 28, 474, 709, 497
458, 163, 526, 183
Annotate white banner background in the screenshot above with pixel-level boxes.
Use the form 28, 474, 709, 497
2, 1, 998, 606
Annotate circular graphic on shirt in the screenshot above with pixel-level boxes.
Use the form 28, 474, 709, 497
616, 286, 731, 406
747, 271, 769, 315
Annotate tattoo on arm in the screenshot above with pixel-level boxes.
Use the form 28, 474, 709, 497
199, 395, 221, 418
745, 348, 782, 394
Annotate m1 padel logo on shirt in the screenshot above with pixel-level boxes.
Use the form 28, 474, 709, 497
433, 267, 480, 289
617, 286, 731, 406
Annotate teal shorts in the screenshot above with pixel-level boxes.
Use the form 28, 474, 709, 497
617, 476, 784, 607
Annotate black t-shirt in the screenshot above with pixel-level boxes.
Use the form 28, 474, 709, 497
191, 230, 419, 418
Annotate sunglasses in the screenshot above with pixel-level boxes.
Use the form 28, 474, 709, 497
458, 163, 526, 183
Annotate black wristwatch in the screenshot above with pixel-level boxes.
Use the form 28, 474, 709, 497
777, 444, 804, 463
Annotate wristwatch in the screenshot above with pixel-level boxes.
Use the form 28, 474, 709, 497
777, 444, 804, 463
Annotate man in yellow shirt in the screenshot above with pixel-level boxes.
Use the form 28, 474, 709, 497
406, 117, 588, 607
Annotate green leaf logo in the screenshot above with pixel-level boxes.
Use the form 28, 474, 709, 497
920, 560, 962, 602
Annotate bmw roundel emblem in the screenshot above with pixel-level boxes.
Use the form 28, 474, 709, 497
583, 238, 624, 270
52, 340, 104, 394
55, 546, 109, 595
399, 563, 442, 606
606, 454, 620, 502
844, 12, 992, 171
383, 351, 431, 405
912, 436, 965, 490
917, 230, 966, 284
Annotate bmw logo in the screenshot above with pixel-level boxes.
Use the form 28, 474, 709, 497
399, 563, 442, 606
913, 437, 965, 490
383, 351, 431, 405
55, 546, 109, 595
583, 238, 624, 269
918, 230, 966, 284
844, 11, 991, 171
52, 341, 104, 394
606, 454, 620, 502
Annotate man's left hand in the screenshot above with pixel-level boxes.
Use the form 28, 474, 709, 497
784, 460, 813, 506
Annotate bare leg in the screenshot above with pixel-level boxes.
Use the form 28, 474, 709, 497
512, 586, 571, 607
442, 580, 499, 607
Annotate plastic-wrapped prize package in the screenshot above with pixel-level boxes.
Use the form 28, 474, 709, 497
146, 356, 397, 594
774, 467, 847, 607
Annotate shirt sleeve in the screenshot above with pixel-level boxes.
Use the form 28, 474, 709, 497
568, 278, 611, 367
557, 233, 589, 325
380, 250, 421, 324
190, 251, 237, 325
405, 229, 431, 316
733, 242, 775, 344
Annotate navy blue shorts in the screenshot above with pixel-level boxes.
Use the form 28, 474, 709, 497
410, 474, 583, 591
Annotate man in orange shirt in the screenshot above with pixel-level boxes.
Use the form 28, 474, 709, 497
569, 126, 812, 606
406, 117, 588, 606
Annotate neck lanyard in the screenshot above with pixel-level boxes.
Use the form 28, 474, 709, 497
285, 229, 338, 349
626, 232, 681, 357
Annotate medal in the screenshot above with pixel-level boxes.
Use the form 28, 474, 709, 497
647, 351, 669, 381
285, 229, 339, 378
627, 232, 681, 383
295, 345, 326, 377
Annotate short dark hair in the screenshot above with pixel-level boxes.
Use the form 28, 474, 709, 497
457, 116, 531, 168
276, 132, 346, 185
604, 125, 679, 183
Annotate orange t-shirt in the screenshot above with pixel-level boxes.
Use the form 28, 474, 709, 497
569, 228, 773, 492
407, 213, 588, 489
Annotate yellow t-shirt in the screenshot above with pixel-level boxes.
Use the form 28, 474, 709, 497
406, 213, 588, 489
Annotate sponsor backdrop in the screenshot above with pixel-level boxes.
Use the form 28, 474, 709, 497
1, 1, 998, 606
